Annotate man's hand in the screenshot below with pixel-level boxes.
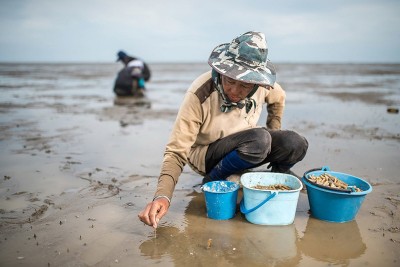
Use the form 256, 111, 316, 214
138, 198, 170, 228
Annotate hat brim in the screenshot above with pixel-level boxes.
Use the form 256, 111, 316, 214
208, 43, 276, 86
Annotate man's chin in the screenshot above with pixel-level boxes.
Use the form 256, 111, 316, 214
229, 97, 241, 102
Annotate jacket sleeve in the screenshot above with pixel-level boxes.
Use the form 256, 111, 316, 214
154, 92, 202, 200
266, 82, 286, 130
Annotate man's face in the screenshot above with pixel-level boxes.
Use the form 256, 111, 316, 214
221, 75, 256, 102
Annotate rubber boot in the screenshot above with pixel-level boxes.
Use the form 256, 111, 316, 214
203, 150, 255, 184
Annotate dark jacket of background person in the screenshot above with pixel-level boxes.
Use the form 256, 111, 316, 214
117, 51, 151, 81
114, 51, 151, 96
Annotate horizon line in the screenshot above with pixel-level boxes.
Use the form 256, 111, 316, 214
1, 60, 400, 65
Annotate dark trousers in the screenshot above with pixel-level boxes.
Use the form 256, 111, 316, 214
205, 128, 308, 173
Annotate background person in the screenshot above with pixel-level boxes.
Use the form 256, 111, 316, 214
113, 50, 151, 96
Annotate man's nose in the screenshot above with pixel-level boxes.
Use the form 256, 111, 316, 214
229, 83, 242, 94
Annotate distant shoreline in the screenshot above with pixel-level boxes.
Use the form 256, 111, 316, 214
1, 61, 400, 65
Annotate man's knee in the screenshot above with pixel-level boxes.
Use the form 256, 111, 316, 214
237, 128, 271, 163
281, 131, 308, 163
268, 131, 308, 173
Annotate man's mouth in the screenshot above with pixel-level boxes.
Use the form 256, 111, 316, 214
229, 95, 241, 102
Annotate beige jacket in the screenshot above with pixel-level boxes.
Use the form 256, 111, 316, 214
155, 71, 286, 200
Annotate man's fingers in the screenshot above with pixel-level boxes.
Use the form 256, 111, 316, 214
138, 203, 153, 226
149, 211, 158, 228
138, 198, 170, 228
156, 205, 168, 221
153, 200, 169, 228
149, 203, 163, 228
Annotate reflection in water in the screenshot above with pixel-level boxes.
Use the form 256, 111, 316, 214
139, 226, 182, 260
113, 96, 151, 108
107, 96, 152, 127
139, 191, 302, 267
299, 218, 366, 265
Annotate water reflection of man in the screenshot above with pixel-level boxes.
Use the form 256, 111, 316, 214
139, 191, 301, 267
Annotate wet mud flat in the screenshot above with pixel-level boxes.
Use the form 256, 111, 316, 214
0, 63, 399, 266
0, 175, 399, 267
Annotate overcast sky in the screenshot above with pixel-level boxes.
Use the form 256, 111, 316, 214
0, 0, 399, 63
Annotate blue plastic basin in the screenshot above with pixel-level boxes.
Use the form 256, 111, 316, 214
302, 166, 372, 223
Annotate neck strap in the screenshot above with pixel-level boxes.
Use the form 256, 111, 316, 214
211, 69, 258, 113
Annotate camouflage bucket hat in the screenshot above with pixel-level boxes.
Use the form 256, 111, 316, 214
208, 31, 276, 87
